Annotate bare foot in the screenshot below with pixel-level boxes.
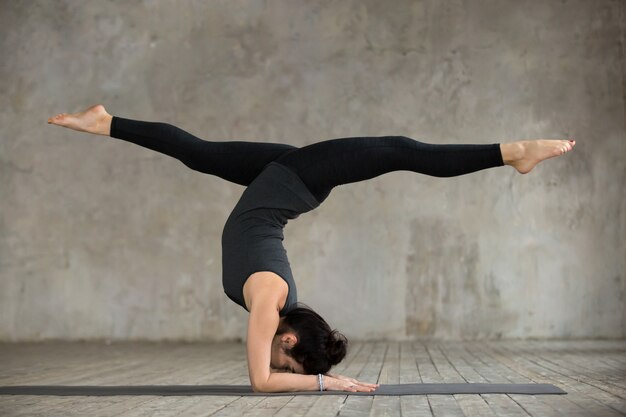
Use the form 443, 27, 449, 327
47, 104, 112, 136
501, 139, 576, 174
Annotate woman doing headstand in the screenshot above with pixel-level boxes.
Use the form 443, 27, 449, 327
48, 105, 575, 393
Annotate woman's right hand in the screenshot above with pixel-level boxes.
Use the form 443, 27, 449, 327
323, 375, 379, 392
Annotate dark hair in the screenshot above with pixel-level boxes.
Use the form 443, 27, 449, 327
276, 303, 348, 375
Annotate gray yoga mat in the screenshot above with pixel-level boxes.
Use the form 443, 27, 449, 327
0, 384, 566, 396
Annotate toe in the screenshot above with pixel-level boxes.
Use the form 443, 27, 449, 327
561, 140, 573, 153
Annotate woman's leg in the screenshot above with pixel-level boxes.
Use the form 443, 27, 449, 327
275, 135, 575, 203
48, 105, 297, 186
109, 116, 297, 186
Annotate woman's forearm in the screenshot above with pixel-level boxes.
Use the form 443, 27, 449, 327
256, 372, 321, 393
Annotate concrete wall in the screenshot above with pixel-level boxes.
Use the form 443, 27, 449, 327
1, 0, 624, 342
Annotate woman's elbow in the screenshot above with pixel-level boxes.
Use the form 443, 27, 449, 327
250, 378, 269, 393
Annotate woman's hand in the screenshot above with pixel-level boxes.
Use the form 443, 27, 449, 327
323, 373, 379, 392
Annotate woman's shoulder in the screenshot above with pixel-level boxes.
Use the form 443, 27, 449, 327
243, 271, 290, 312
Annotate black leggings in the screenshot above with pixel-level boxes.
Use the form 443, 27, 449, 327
110, 117, 504, 203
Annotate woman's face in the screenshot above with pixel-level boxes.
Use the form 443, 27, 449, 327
270, 332, 304, 374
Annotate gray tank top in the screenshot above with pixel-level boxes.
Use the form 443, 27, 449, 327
221, 162, 320, 316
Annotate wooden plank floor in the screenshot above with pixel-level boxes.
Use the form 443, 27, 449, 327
0, 340, 624, 417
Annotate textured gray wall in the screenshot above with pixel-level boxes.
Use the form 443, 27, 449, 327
1, 0, 624, 342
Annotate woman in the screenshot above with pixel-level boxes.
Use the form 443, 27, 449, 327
48, 105, 575, 393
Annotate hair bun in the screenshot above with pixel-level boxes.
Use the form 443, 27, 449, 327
325, 330, 348, 365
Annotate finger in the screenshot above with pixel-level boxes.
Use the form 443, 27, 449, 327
355, 385, 377, 392
343, 382, 377, 392
353, 381, 377, 387
353, 379, 380, 387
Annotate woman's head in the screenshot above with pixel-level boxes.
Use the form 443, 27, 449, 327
271, 303, 348, 375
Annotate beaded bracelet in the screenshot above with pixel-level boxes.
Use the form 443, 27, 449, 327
317, 373, 325, 391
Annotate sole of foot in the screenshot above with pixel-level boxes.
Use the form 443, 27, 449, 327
47, 104, 111, 136
509, 139, 576, 174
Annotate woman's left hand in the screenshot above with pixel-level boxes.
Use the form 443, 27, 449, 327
325, 373, 379, 390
